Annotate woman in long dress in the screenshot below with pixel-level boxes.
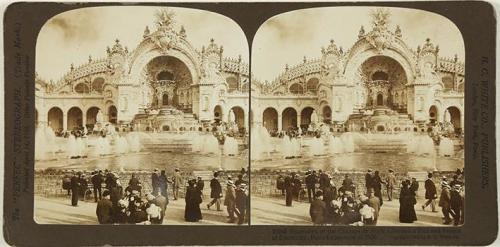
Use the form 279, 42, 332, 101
185, 179, 203, 222
399, 179, 417, 223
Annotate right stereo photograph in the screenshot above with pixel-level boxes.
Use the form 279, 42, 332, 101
250, 7, 465, 226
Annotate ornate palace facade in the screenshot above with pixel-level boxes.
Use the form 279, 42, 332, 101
252, 10, 464, 134
36, 9, 249, 133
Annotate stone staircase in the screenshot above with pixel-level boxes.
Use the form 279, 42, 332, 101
356, 136, 408, 153
139, 132, 193, 152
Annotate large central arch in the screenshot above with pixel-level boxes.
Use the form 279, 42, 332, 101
344, 45, 416, 86
128, 46, 201, 86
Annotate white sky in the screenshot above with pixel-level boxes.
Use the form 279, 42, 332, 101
252, 7, 465, 82
36, 6, 249, 82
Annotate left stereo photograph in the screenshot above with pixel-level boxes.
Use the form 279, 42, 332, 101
34, 6, 250, 225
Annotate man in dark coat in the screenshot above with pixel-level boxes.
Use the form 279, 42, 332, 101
128, 173, 142, 196
372, 171, 384, 207
158, 170, 168, 198
309, 191, 326, 225
341, 174, 355, 194
235, 174, 245, 186
276, 175, 285, 195
292, 174, 302, 201
438, 182, 452, 224
322, 180, 336, 223
196, 177, 205, 192
70, 172, 81, 206
422, 173, 438, 212
79, 174, 89, 200
365, 169, 373, 192
235, 183, 247, 225
318, 170, 329, 190
96, 190, 113, 224
151, 169, 160, 196
109, 178, 123, 217
284, 172, 294, 206
91, 170, 104, 202
207, 172, 222, 211
450, 184, 462, 226
104, 170, 114, 190
410, 177, 419, 194
305, 170, 316, 203
185, 179, 202, 222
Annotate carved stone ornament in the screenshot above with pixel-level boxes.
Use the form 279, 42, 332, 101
365, 9, 394, 52
151, 30, 178, 51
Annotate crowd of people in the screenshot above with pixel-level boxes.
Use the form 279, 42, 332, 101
62, 168, 249, 225
275, 168, 465, 226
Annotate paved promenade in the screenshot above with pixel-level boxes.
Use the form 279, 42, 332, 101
35, 195, 237, 225
251, 195, 447, 226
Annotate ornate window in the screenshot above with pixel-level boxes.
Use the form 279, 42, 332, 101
306, 78, 319, 94
289, 83, 304, 94
92, 77, 105, 93
226, 76, 238, 92
74, 83, 90, 94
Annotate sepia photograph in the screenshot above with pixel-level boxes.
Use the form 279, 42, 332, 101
34, 6, 250, 225
250, 7, 465, 226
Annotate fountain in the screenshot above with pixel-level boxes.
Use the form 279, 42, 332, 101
200, 134, 220, 155
250, 124, 273, 160
291, 136, 301, 157
96, 135, 112, 156
340, 132, 355, 153
328, 134, 344, 154
406, 134, 436, 156
190, 132, 203, 152
438, 136, 455, 157
223, 135, 239, 156
67, 134, 78, 158
309, 135, 325, 156
35, 124, 58, 160
126, 132, 142, 152
114, 135, 129, 154
281, 135, 294, 159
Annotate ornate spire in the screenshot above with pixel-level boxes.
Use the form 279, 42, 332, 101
395, 25, 402, 38
303, 56, 307, 63
370, 8, 390, 30
108, 38, 126, 56
143, 25, 150, 38
203, 38, 223, 55
322, 39, 341, 56
88, 55, 92, 63
419, 38, 439, 56
70, 63, 74, 71
155, 8, 176, 30
358, 25, 365, 39
179, 25, 186, 38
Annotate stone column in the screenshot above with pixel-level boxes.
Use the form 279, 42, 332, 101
82, 111, 87, 127
278, 113, 282, 132
460, 113, 465, 132
63, 112, 68, 131
297, 113, 301, 128
244, 110, 248, 130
